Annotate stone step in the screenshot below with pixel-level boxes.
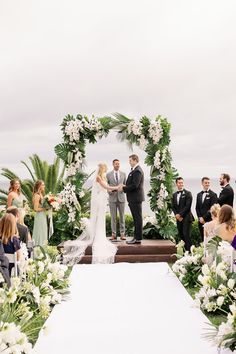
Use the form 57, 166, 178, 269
80, 253, 176, 264
84, 239, 176, 256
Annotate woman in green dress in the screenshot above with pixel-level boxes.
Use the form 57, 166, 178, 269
32, 180, 48, 246
7, 179, 25, 224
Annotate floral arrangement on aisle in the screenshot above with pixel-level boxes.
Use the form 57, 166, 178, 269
0, 246, 70, 352
54, 113, 177, 240
194, 241, 236, 316
172, 242, 204, 287
172, 237, 236, 352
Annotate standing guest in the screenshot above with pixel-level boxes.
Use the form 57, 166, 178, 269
7, 179, 25, 224
6, 206, 32, 244
119, 154, 144, 244
32, 180, 48, 246
196, 177, 218, 241
172, 177, 193, 251
0, 213, 22, 275
0, 241, 10, 287
218, 173, 234, 207
107, 159, 126, 241
203, 203, 221, 264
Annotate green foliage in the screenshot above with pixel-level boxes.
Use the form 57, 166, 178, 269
0, 154, 65, 207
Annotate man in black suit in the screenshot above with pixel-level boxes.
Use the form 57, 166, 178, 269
172, 177, 193, 251
218, 173, 234, 207
196, 177, 218, 241
119, 154, 144, 244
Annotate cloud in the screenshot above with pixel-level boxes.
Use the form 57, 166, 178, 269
0, 0, 236, 184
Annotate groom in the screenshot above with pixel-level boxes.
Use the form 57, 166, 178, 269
119, 154, 144, 244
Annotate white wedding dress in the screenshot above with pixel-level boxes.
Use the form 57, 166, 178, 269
62, 179, 117, 265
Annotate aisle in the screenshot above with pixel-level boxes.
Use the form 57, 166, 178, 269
34, 263, 222, 354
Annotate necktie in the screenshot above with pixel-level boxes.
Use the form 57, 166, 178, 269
115, 172, 119, 184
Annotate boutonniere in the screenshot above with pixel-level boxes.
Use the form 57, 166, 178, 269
182, 191, 185, 196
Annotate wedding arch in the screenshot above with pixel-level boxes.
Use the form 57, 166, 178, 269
54, 113, 177, 240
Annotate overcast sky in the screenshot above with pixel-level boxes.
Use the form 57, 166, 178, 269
0, 0, 236, 186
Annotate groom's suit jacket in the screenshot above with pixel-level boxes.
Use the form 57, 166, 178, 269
106, 170, 126, 203
123, 165, 144, 204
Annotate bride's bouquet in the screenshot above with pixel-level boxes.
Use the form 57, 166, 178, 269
42, 193, 62, 211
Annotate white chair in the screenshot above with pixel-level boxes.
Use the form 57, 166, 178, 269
4, 252, 18, 277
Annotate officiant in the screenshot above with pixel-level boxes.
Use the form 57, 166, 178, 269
107, 159, 126, 241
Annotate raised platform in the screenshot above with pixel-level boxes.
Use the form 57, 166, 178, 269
81, 238, 177, 264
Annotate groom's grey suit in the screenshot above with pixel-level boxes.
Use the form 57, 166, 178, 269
106, 170, 126, 237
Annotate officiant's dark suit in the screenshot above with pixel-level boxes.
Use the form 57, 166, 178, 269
218, 184, 234, 207
123, 162, 144, 243
172, 189, 193, 251
196, 189, 218, 240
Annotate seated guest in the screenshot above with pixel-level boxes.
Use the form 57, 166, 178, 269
218, 173, 234, 207
6, 206, 31, 244
0, 213, 23, 275
0, 241, 10, 287
203, 204, 220, 264
216, 205, 236, 249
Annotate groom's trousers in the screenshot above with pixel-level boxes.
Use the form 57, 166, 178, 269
129, 202, 143, 240
109, 201, 125, 236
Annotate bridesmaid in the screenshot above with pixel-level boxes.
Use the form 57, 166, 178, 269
7, 179, 25, 224
32, 180, 48, 246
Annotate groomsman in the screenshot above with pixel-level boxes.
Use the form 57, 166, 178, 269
106, 159, 126, 241
218, 173, 234, 207
172, 177, 193, 251
196, 177, 218, 241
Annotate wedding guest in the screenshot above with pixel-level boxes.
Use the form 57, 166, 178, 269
172, 177, 193, 251
107, 159, 126, 241
6, 206, 32, 244
196, 177, 218, 241
216, 205, 236, 248
7, 179, 25, 224
218, 173, 234, 207
32, 180, 48, 246
0, 241, 10, 287
0, 213, 22, 275
203, 203, 221, 264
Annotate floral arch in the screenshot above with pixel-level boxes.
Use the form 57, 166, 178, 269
55, 113, 177, 240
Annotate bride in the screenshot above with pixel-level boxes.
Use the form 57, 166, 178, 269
62, 163, 121, 265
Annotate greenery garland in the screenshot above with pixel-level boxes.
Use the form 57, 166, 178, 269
55, 113, 177, 240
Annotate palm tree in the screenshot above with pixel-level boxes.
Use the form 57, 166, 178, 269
0, 154, 65, 207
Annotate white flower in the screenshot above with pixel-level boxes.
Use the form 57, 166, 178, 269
202, 264, 210, 276
217, 296, 225, 307
37, 261, 45, 275
148, 121, 163, 144
227, 278, 235, 290
138, 135, 148, 150
154, 151, 161, 169
32, 286, 40, 304
79, 190, 85, 198
127, 120, 141, 136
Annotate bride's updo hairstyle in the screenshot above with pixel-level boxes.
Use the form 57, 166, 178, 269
218, 205, 236, 231
96, 163, 107, 181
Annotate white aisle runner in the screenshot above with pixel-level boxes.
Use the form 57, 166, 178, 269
33, 263, 226, 354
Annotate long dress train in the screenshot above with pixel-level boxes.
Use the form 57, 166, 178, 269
62, 180, 117, 265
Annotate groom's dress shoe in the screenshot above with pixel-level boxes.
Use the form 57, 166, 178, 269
126, 239, 141, 245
